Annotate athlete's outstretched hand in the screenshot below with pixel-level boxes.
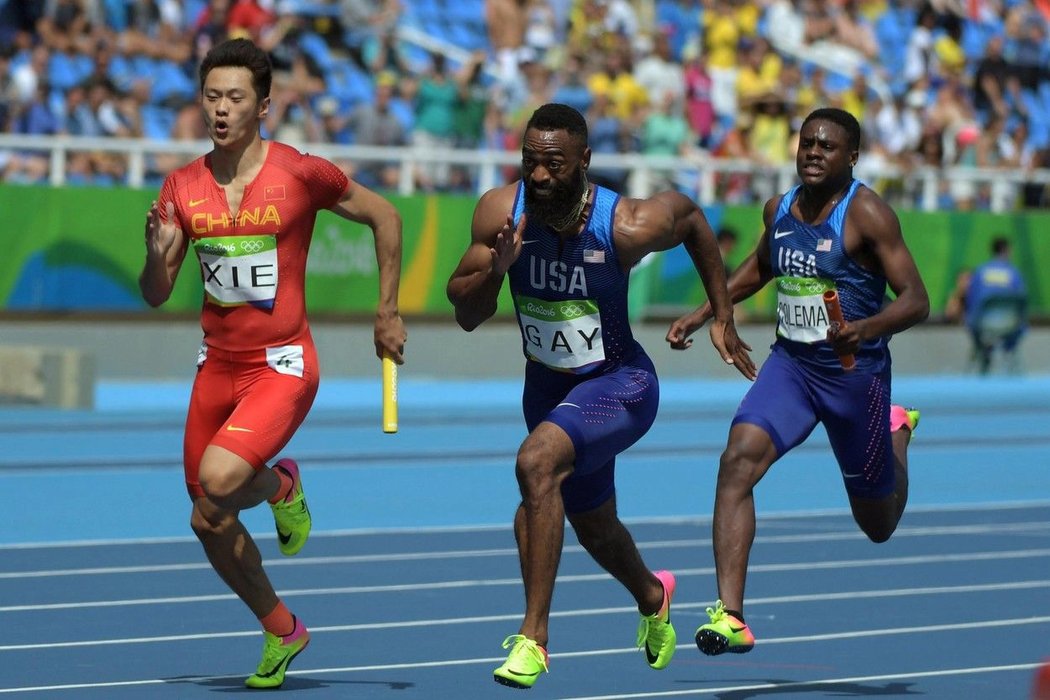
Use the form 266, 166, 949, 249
665, 305, 711, 350
144, 200, 181, 260
708, 318, 756, 380
490, 213, 526, 276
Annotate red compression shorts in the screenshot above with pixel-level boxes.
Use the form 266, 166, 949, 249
182, 342, 319, 499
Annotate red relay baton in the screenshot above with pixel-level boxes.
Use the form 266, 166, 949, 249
822, 289, 856, 370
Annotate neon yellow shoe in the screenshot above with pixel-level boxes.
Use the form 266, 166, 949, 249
493, 635, 549, 689
244, 616, 310, 689
636, 570, 677, 669
694, 600, 754, 656
270, 458, 310, 556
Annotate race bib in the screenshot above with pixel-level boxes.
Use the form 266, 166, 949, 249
266, 345, 305, 378
516, 295, 605, 372
776, 276, 835, 343
193, 235, 278, 309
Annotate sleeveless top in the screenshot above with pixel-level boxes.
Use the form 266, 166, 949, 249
769, 179, 890, 372
507, 182, 643, 374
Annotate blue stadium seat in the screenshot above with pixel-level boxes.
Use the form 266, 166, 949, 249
326, 60, 373, 107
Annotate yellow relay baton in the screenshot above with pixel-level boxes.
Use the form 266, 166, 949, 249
382, 351, 398, 433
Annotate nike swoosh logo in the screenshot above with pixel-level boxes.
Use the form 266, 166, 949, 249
521, 239, 539, 245
841, 472, 862, 478
773, 229, 793, 239
226, 425, 253, 432
729, 625, 748, 633
189, 198, 208, 207
278, 530, 293, 545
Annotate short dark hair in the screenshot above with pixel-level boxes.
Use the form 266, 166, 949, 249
802, 107, 861, 152
199, 38, 272, 100
992, 236, 1011, 256
525, 103, 588, 146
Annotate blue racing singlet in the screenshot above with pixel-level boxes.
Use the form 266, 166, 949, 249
507, 182, 642, 374
769, 179, 889, 372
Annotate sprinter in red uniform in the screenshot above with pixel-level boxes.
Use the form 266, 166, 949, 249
139, 38, 406, 689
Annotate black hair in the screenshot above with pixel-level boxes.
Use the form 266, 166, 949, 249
199, 38, 273, 100
992, 236, 1011, 256
525, 103, 589, 146
801, 107, 861, 152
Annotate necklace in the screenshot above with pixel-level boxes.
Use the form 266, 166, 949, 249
548, 179, 590, 233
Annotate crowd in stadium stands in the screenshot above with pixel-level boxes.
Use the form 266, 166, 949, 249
1, 0, 1049, 210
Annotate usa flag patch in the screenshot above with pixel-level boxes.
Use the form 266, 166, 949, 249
583, 249, 605, 263
816, 239, 832, 252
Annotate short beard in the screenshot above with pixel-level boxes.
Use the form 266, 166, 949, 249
524, 167, 588, 231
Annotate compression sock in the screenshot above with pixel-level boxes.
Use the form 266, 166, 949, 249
259, 601, 295, 637
268, 465, 294, 504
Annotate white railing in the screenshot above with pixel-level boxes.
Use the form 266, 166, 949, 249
2, 133, 1049, 212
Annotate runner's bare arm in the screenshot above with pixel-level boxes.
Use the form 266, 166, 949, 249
139, 200, 187, 307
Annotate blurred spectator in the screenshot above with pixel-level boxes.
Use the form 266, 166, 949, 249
342, 72, 409, 189
972, 34, 1011, 122
411, 52, 461, 191
933, 11, 966, 78
36, 0, 107, 54
0, 46, 15, 130
453, 51, 491, 149
830, 0, 879, 61
4, 79, 63, 183
902, 3, 939, 89
587, 42, 648, 127
634, 30, 684, 114
522, 0, 559, 63
682, 42, 715, 147
112, 0, 193, 63
227, 0, 275, 42
716, 225, 738, 278
1003, 3, 1047, 90
340, 0, 401, 70
362, 26, 414, 79
550, 52, 594, 115
264, 50, 327, 143
641, 88, 692, 190
488, 0, 525, 80
192, 0, 233, 61
869, 90, 923, 174
703, 0, 753, 119
584, 92, 632, 190
744, 90, 791, 202
10, 44, 51, 106
963, 236, 1028, 374
838, 70, 873, 123
734, 36, 781, 115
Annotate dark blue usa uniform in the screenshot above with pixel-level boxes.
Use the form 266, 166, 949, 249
735, 180, 897, 498
508, 183, 659, 513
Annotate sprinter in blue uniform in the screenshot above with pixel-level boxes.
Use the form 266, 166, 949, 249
447, 103, 753, 690
666, 107, 930, 656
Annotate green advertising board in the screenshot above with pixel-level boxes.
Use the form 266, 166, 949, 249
0, 185, 1045, 320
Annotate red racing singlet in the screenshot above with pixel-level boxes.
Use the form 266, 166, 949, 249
158, 141, 349, 352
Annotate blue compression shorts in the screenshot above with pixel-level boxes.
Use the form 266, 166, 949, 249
733, 344, 895, 499
522, 354, 659, 514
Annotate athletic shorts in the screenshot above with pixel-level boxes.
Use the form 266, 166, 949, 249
522, 354, 659, 514
733, 344, 894, 499
182, 342, 319, 499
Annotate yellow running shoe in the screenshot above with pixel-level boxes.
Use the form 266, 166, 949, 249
244, 616, 310, 689
493, 635, 549, 689
270, 458, 310, 556
694, 600, 754, 656
636, 570, 677, 669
